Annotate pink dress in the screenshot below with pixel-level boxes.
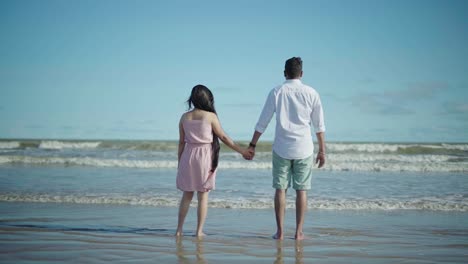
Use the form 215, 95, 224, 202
176, 119, 217, 192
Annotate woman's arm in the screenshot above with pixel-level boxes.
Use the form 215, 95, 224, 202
178, 116, 185, 166
210, 113, 249, 157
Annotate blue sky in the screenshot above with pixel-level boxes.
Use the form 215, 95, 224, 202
1, 0, 467, 142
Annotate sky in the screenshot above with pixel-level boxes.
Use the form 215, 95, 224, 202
0, 0, 467, 142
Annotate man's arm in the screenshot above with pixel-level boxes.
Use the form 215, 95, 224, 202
246, 90, 275, 160
310, 93, 326, 168
315, 132, 325, 168
255, 90, 275, 133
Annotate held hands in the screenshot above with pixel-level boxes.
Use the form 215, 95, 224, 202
242, 146, 255, 160
315, 151, 325, 168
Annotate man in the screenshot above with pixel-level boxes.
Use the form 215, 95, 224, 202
247, 57, 325, 240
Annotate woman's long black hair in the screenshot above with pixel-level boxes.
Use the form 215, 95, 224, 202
187, 85, 220, 172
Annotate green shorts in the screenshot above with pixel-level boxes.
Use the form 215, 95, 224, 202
272, 151, 313, 190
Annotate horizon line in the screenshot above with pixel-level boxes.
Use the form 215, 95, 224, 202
1, 137, 467, 144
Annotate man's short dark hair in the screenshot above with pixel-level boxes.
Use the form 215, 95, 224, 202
284, 57, 302, 78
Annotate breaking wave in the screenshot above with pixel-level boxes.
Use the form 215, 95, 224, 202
1, 193, 466, 211
39, 141, 101, 150
1, 140, 467, 154
328, 143, 468, 155
0, 154, 466, 172
0, 141, 21, 149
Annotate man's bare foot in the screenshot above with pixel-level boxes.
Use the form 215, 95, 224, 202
295, 232, 305, 240
195, 232, 206, 237
175, 230, 182, 236
272, 232, 284, 240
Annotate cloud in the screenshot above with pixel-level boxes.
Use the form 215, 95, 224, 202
441, 102, 468, 115
213, 86, 244, 94
357, 78, 376, 85
139, 119, 159, 124
221, 103, 261, 108
107, 127, 164, 134
438, 102, 468, 121
321, 93, 346, 102
372, 128, 391, 133
351, 93, 414, 115
351, 81, 448, 115
113, 119, 160, 126
113, 120, 126, 125
24, 124, 44, 129
61, 125, 76, 131
408, 125, 468, 142
383, 81, 448, 101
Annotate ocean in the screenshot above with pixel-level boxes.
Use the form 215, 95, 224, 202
1, 139, 467, 263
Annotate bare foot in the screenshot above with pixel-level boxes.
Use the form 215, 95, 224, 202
195, 232, 206, 237
175, 230, 182, 236
295, 232, 305, 240
272, 232, 283, 240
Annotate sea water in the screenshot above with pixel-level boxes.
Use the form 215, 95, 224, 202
0, 139, 467, 211
1, 139, 467, 263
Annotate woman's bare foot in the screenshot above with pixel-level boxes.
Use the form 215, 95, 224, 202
295, 232, 305, 240
272, 232, 284, 240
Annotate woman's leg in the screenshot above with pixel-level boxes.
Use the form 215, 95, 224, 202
196, 191, 209, 237
176, 191, 194, 236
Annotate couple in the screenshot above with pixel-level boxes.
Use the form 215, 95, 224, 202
175, 57, 326, 240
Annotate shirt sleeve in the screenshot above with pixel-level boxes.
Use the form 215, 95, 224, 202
255, 89, 275, 133
311, 94, 325, 133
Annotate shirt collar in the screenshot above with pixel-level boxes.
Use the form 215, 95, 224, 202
284, 79, 302, 84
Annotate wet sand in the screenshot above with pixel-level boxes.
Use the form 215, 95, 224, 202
1, 202, 467, 263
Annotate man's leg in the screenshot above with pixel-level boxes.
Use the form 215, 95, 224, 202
274, 188, 287, 240
295, 190, 307, 240
272, 151, 291, 240
176, 191, 194, 236
291, 154, 313, 240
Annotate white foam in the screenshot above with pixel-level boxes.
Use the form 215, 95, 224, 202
1, 193, 466, 211
327, 143, 468, 153
0, 155, 271, 169
0, 194, 180, 207
330, 153, 450, 162
0, 155, 179, 169
327, 143, 402, 153
324, 153, 468, 172
441, 144, 468, 151
39, 141, 101, 150
0, 154, 466, 172
0, 141, 20, 149
310, 197, 468, 211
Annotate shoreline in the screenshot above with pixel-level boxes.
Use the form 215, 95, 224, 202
1, 202, 467, 263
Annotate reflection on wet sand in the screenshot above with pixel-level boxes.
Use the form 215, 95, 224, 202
274, 240, 304, 264
274, 240, 283, 264
176, 236, 206, 264
295, 240, 304, 264
196, 238, 206, 264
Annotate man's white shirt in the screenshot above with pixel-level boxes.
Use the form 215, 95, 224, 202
255, 79, 325, 159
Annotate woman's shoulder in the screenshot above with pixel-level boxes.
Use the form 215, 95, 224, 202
203, 111, 217, 122
180, 111, 192, 122
181, 110, 215, 121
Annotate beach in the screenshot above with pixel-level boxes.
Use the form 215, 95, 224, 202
0, 140, 467, 263
1, 203, 467, 263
